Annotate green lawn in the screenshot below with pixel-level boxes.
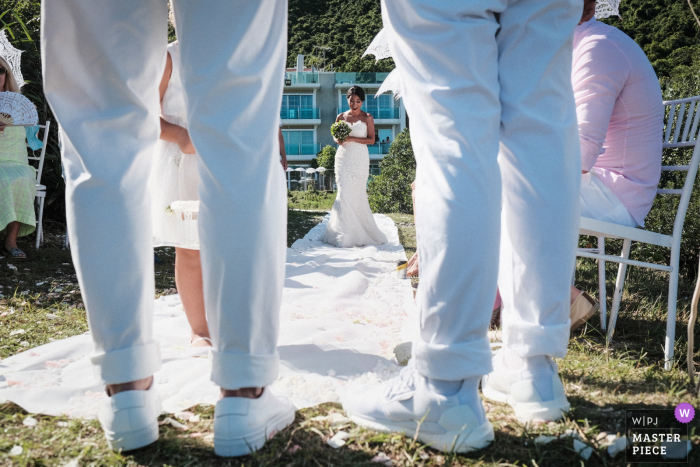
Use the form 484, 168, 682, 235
288, 189, 336, 211
1, 217, 699, 466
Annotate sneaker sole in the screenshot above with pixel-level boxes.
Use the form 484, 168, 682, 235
105, 420, 159, 452
481, 382, 569, 422
346, 413, 494, 453
214, 409, 295, 457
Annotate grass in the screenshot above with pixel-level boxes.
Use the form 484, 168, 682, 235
288, 189, 336, 211
1, 217, 700, 466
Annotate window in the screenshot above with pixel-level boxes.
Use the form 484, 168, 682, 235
282, 94, 314, 119
282, 130, 317, 155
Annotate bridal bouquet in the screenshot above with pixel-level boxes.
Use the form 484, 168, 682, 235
331, 121, 352, 142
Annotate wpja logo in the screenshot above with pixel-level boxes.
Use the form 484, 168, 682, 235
626, 407, 692, 463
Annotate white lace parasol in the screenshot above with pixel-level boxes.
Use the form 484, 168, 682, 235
375, 69, 404, 100
595, 0, 621, 19
362, 28, 392, 62
0, 29, 25, 88
0, 91, 38, 125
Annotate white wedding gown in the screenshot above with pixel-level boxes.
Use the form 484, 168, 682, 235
324, 121, 388, 247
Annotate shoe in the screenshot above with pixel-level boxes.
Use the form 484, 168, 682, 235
4, 246, 26, 259
214, 389, 295, 457
570, 291, 600, 332
342, 366, 494, 453
98, 383, 161, 451
186, 336, 212, 357
481, 351, 569, 422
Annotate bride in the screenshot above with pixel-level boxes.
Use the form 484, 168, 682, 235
324, 86, 388, 247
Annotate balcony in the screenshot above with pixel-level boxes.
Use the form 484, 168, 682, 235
285, 142, 321, 157
335, 72, 391, 86
338, 104, 400, 120
285, 72, 319, 85
368, 142, 392, 155
280, 107, 320, 121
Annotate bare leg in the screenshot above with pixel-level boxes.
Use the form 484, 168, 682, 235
107, 375, 153, 396
570, 285, 581, 305
4, 221, 21, 249
175, 247, 210, 346
220, 387, 263, 399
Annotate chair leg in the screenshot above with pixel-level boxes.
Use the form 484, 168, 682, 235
598, 237, 607, 330
35, 195, 45, 249
607, 239, 631, 343
665, 252, 680, 370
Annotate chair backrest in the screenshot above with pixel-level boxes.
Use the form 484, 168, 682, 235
659, 97, 700, 245
26, 120, 51, 186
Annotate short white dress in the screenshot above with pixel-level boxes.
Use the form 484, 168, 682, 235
149, 42, 200, 249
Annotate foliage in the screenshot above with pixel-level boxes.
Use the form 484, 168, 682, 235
314, 144, 336, 170
288, 0, 393, 72
287, 189, 336, 210
367, 129, 415, 214
1, 1, 64, 224
603, 0, 700, 78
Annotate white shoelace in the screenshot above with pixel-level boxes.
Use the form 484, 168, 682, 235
384, 364, 417, 402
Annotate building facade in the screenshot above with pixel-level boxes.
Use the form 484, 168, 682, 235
282, 55, 406, 180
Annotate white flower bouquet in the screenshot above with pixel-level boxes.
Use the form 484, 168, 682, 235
331, 121, 352, 142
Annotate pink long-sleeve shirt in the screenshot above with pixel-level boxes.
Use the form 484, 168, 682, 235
573, 18, 663, 227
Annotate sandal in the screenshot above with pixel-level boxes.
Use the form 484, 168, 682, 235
570, 291, 600, 332
187, 336, 213, 357
4, 247, 26, 259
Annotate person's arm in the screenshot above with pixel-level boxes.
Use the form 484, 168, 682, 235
345, 114, 375, 145
158, 50, 195, 154
278, 127, 287, 170
573, 37, 629, 173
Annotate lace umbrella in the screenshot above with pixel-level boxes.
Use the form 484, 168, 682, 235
595, 0, 621, 19
362, 28, 392, 62
0, 29, 25, 88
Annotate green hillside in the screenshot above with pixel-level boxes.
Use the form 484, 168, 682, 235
288, 0, 392, 72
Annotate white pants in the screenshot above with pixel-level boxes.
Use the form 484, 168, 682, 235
581, 171, 637, 227
383, 0, 582, 380
42, 0, 288, 389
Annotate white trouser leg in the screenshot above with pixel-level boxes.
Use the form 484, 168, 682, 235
383, 0, 580, 381
383, 0, 504, 380
497, 0, 581, 360
41, 1, 168, 384
172, 0, 288, 389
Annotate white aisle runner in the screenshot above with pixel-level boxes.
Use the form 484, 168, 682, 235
0, 214, 416, 417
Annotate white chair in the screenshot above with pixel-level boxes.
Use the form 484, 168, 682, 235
576, 95, 700, 370
26, 120, 51, 248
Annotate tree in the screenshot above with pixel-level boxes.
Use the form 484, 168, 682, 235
315, 145, 336, 170
367, 129, 415, 214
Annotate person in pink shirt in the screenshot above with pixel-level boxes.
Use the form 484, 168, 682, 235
569, 0, 664, 329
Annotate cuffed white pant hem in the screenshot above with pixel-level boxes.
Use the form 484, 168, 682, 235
503, 321, 570, 359
413, 337, 493, 381
211, 351, 280, 390
91, 342, 162, 385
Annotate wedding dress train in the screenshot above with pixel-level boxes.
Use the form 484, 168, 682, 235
324, 121, 388, 248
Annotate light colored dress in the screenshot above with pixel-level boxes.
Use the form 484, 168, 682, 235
0, 125, 36, 238
149, 41, 199, 248
323, 120, 387, 247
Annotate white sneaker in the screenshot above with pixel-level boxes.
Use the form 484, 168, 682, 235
214, 389, 295, 457
342, 366, 494, 453
481, 352, 570, 422
98, 384, 161, 451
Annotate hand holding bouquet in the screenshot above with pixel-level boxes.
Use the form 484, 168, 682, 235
331, 121, 352, 143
